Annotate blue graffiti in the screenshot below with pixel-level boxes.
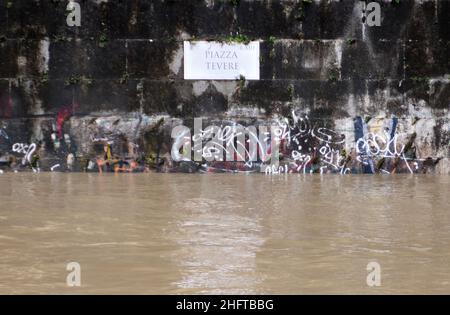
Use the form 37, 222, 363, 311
354, 117, 374, 174
0, 128, 9, 140
388, 117, 398, 154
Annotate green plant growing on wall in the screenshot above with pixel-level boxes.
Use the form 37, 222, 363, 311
119, 72, 129, 84
53, 35, 72, 43
230, 0, 240, 6
98, 34, 109, 48
328, 74, 337, 82
328, 73, 338, 83
268, 36, 276, 58
65, 75, 94, 87
225, 34, 250, 44
287, 84, 294, 100
411, 76, 430, 83
327, 66, 340, 83
268, 36, 276, 46
40, 72, 49, 84
238, 74, 246, 90
65, 76, 78, 86
346, 38, 356, 45
84, 77, 94, 86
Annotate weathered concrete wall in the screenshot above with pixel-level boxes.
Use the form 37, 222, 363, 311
0, 0, 448, 174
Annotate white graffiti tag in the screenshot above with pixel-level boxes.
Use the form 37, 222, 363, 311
356, 132, 402, 158
356, 132, 414, 174
12, 143, 36, 165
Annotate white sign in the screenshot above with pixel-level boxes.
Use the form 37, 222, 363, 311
183, 41, 260, 80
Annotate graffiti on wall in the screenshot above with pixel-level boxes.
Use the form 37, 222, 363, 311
170, 111, 443, 174
0, 110, 445, 174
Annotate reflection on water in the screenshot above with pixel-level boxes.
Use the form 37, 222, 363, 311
170, 195, 265, 294
0, 173, 449, 294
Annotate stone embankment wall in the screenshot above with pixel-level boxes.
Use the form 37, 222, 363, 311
0, 0, 448, 174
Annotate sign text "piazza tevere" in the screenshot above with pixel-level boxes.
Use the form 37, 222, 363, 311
183, 41, 260, 80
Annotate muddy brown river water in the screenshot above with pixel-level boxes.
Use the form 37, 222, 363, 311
0, 173, 449, 294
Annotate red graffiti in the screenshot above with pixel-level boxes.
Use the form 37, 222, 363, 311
56, 102, 78, 138
0, 94, 13, 118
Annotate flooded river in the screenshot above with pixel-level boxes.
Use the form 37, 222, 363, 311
0, 173, 449, 294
